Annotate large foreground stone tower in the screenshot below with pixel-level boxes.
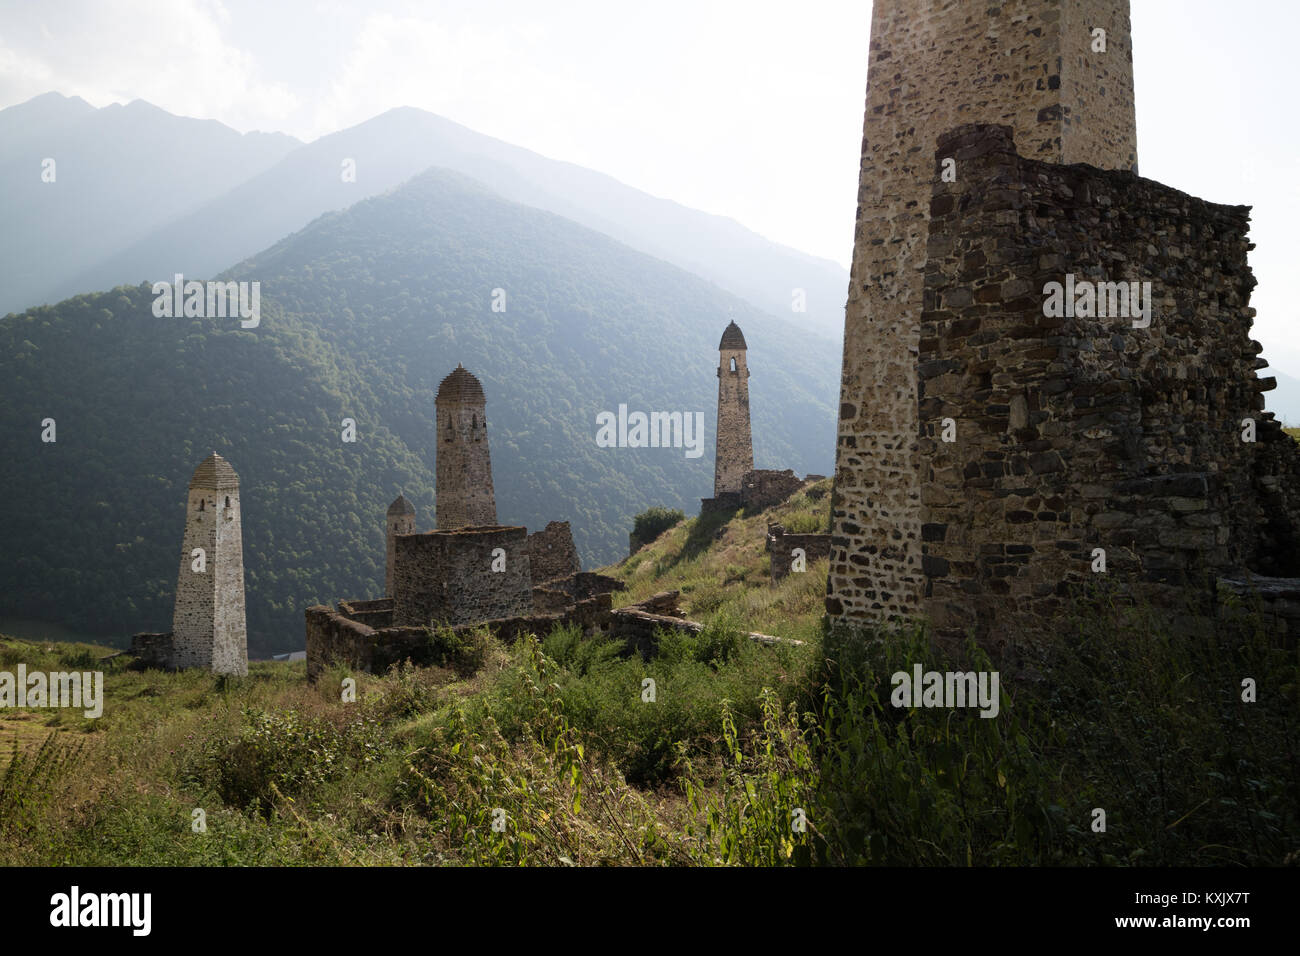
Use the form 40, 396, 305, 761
828, 0, 1138, 627
171, 452, 248, 675
714, 321, 754, 496
385, 494, 416, 597
436, 364, 497, 529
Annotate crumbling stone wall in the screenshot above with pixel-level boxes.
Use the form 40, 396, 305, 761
914, 123, 1300, 647
338, 598, 393, 629
828, 0, 1139, 627
309, 586, 795, 681
391, 526, 532, 627
701, 470, 808, 515
527, 520, 581, 585
739, 469, 805, 511
767, 524, 833, 583
306, 593, 614, 681
129, 632, 174, 670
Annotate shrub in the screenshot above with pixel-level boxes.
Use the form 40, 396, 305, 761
633, 507, 686, 544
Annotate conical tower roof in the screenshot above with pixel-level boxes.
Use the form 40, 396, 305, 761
436, 363, 486, 404
189, 451, 240, 491
387, 493, 415, 516
719, 320, 747, 350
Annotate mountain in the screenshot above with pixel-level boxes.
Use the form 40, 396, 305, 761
0, 168, 839, 655
44, 104, 849, 339
0, 93, 302, 316
1264, 369, 1300, 426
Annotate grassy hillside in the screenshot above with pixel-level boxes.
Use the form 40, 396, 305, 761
2, 488, 1294, 867
0, 168, 837, 654
606, 478, 832, 643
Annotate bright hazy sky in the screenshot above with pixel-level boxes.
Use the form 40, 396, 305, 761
1, 0, 1297, 370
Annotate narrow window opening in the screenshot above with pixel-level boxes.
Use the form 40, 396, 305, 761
729, 357, 737, 372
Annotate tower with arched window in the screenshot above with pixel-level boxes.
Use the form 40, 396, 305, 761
171, 451, 248, 675
434, 364, 497, 529
714, 321, 753, 496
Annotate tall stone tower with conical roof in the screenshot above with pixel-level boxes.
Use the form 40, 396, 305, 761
714, 321, 754, 496
171, 452, 248, 675
827, 0, 1139, 628
435, 364, 497, 529
386, 494, 416, 597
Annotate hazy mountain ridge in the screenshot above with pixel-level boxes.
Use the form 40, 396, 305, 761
0, 93, 302, 315
6, 94, 847, 340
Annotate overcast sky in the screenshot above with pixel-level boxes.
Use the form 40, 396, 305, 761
2, 0, 1297, 370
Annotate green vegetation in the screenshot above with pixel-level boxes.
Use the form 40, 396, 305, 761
631, 506, 685, 546
3, 487, 1292, 866
0, 168, 837, 654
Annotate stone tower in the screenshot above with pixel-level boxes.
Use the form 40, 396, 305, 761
435, 364, 497, 529
385, 493, 416, 597
827, 0, 1138, 627
171, 452, 248, 675
714, 321, 754, 496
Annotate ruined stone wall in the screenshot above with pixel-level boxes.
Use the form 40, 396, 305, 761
915, 123, 1298, 647
129, 632, 174, 670
338, 598, 393, 629
527, 520, 581, 585
767, 525, 833, 584
829, 0, 1138, 627
700, 492, 741, 515
714, 347, 753, 496
307, 593, 615, 681
740, 469, 805, 511
391, 526, 532, 627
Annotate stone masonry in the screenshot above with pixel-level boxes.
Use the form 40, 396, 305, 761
713, 321, 753, 496
916, 123, 1300, 646
171, 452, 248, 675
767, 523, 833, 584
385, 493, 416, 597
436, 364, 497, 529
391, 525, 533, 627
829, 0, 1141, 627
527, 520, 581, 585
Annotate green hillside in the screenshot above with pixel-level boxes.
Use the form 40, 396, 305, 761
2, 487, 1292, 867
0, 168, 837, 654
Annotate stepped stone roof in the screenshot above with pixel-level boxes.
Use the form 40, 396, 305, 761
719, 320, 747, 350
387, 493, 415, 516
189, 451, 239, 491
436, 363, 486, 404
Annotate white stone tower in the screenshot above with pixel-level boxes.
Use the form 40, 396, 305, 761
386, 493, 416, 597
713, 321, 754, 496
435, 364, 498, 529
171, 452, 248, 675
